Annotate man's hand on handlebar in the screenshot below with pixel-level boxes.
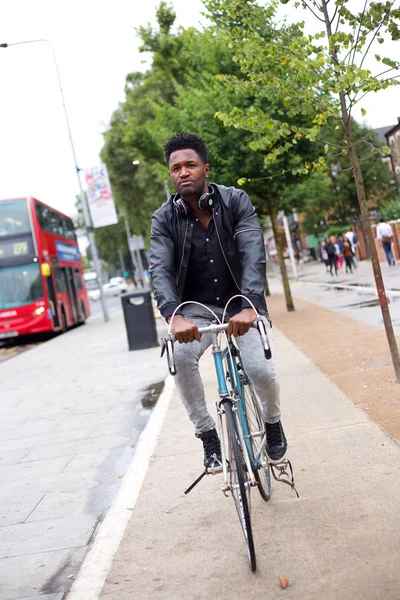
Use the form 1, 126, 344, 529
168, 315, 201, 344
228, 308, 257, 337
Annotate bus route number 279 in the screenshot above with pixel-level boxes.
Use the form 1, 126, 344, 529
13, 242, 28, 255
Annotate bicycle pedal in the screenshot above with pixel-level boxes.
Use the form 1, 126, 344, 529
271, 459, 299, 498
206, 464, 223, 475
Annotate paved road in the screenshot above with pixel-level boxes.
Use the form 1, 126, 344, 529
0, 340, 41, 363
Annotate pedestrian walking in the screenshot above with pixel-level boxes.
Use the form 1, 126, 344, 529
376, 218, 395, 266
336, 235, 344, 271
377, 218, 395, 265
320, 241, 329, 273
345, 227, 358, 267
343, 238, 354, 273
325, 236, 338, 276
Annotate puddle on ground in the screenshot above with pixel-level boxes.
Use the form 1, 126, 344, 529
141, 379, 165, 408
324, 285, 348, 293
334, 297, 400, 309
344, 299, 381, 309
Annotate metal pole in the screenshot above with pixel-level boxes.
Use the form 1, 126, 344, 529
164, 180, 170, 200
135, 246, 145, 289
118, 248, 126, 276
282, 213, 298, 279
120, 212, 140, 284
0, 39, 109, 321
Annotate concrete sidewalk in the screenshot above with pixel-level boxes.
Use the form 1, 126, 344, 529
96, 327, 400, 600
0, 310, 168, 600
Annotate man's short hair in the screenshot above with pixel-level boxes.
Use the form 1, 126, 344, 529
164, 132, 208, 165
379, 217, 385, 223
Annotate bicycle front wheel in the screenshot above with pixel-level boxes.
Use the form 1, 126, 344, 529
242, 382, 271, 502
224, 401, 256, 572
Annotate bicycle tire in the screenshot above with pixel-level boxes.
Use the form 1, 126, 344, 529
242, 382, 272, 502
224, 401, 257, 572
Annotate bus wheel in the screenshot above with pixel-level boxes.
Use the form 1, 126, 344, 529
60, 308, 67, 333
80, 301, 86, 324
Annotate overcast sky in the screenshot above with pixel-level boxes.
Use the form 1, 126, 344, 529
1, 0, 399, 227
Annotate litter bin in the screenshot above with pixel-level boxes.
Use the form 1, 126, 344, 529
121, 290, 159, 351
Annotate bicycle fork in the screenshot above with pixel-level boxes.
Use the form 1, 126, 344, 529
212, 334, 257, 495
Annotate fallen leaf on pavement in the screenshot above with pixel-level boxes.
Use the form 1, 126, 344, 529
279, 576, 289, 589
300, 468, 306, 472
324, 523, 330, 527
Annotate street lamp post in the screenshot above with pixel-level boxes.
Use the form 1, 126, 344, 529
119, 211, 144, 287
0, 38, 109, 321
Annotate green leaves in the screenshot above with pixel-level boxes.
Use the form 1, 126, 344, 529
380, 146, 392, 155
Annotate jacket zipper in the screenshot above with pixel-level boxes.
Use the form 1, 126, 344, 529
176, 218, 189, 285
213, 208, 241, 291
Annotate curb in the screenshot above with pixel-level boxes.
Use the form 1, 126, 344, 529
66, 376, 175, 600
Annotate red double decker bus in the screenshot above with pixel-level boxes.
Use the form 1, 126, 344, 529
0, 197, 90, 340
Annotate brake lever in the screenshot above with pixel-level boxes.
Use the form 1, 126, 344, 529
166, 338, 177, 376
256, 316, 272, 360
161, 334, 177, 375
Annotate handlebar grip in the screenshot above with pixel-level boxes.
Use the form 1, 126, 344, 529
256, 317, 272, 360
166, 338, 177, 376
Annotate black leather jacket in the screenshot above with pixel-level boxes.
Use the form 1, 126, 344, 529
149, 183, 268, 321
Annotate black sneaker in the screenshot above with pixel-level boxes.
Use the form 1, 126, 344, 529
196, 428, 223, 472
265, 420, 287, 464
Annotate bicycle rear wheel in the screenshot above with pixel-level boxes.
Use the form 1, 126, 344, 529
242, 382, 271, 502
224, 401, 256, 572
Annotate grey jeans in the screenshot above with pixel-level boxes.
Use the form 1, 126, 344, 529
173, 304, 281, 435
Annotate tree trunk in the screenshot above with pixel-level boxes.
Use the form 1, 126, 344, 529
321, 0, 400, 382
342, 111, 400, 381
267, 196, 295, 312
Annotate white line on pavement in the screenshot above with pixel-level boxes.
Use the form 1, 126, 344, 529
67, 375, 175, 600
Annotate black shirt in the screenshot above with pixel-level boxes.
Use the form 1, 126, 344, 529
182, 216, 241, 315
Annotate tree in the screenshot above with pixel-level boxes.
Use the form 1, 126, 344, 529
148, 24, 327, 310
283, 122, 396, 235
102, 5, 304, 309
380, 198, 400, 221
204, 0, 400, 381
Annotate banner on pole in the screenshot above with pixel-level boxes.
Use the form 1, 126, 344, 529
85, 164, 118, 228
128, 234, 145, 251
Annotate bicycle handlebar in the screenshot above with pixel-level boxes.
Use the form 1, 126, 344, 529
161, 318, 271, 376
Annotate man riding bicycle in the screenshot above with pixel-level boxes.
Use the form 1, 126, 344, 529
150, 132, 287, 471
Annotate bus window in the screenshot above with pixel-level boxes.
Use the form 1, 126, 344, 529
63, 218, 77, 241
0, 199, 31, 237
0, 263, 43, 309
35, 204, 64, 236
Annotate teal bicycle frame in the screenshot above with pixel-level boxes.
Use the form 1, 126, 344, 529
211, 331, 259, 491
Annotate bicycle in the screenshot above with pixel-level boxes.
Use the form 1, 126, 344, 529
161, 301, 298, 572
